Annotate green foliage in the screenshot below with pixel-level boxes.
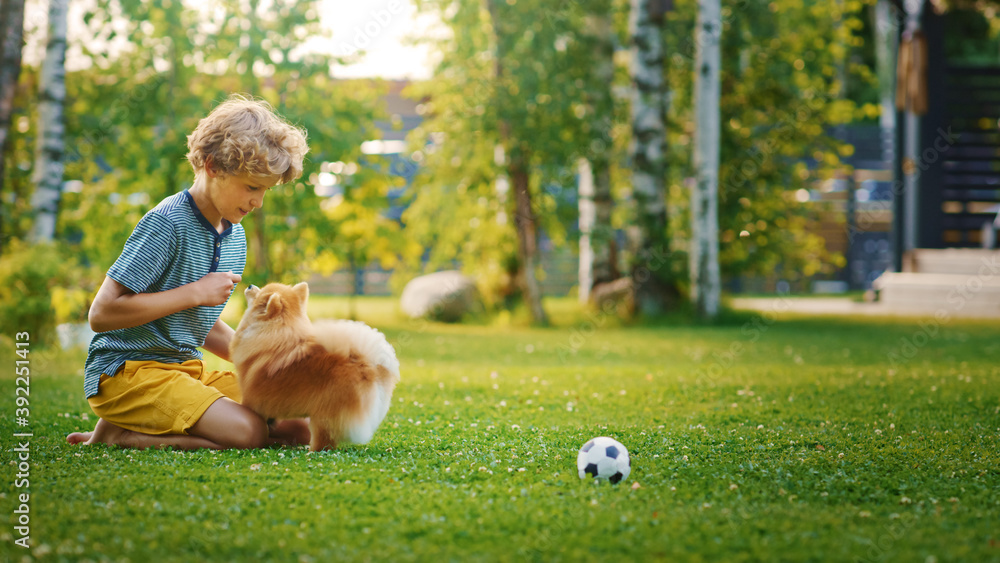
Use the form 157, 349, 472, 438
274, 81, 423, 286
1, 68, 40, 246
944, 6, 1000, 65
0, 240, 94, 348
405, 0, 614, 309
18, 0, 403, 288
662, 0, 871, 282
408, 0, 879, 301
5, 300, 1000, 560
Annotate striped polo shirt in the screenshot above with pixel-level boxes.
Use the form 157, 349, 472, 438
83, 190, 246, 398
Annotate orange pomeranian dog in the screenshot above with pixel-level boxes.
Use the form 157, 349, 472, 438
230, 282, 400, 451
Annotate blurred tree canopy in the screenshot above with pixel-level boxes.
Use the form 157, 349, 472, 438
405, 0, 619, 316
406, 0, 876, 311
2, 0, 406, 300
664, 0, 869, 282
9, 0, 993, 334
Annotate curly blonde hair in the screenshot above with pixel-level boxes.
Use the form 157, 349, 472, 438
186, 95, 309, 185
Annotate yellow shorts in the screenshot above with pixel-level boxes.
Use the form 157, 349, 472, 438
87, 359, 243, 435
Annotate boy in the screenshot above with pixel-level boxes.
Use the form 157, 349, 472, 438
67, 96, 310, 450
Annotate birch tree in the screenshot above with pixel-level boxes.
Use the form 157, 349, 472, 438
874, 0, 898, 164
28, 0, 66, 243
0, 0, 25, 251
580, 7, 619, 301
628, 0, 676, 315
407, 0, 606, 319
690, 0, 721, 318
578, 157, 595, 302
659, 0, 862, 286
485, 0, 549, 326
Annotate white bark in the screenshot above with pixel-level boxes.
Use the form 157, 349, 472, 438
0, 0, 25, 154
902, 0, 923, 253
578, 158, 595, 303
874, 0, 898, 163
691, 0, 721, 318
629, 0, 667, 219
628, 0, 671, 315
1, 0, 26, 248
28, 0, 67, 243
588, 11, 617, 291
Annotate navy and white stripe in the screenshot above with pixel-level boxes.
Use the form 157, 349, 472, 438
83, 190, 246, 398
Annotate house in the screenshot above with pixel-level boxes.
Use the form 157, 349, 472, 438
873, 0, 1000, 317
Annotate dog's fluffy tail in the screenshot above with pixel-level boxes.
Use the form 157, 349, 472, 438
311, 319, 400, 446
311, 319, 401, 378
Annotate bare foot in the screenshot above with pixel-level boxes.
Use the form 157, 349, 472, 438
68, 418, 224, 451
66, 430, 93, 444
67, 418, 135, 448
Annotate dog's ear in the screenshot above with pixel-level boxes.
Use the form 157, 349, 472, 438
292, 282, 309, 303
264, 293, 283, 318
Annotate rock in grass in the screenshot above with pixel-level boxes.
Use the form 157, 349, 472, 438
400, 271, 480, 322
591, 277, 634, 314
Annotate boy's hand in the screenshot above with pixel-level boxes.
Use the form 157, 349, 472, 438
194, 271, 243, 307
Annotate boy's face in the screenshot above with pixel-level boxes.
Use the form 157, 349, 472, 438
211, 172, 282, 225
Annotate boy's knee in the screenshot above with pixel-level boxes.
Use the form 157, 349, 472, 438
229, 413, 268, 449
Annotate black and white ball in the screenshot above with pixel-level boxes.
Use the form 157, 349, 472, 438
577, 437, 631, 484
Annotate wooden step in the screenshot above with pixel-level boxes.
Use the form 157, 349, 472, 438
872, 271, 1000, 318
904, 248, 1000, 275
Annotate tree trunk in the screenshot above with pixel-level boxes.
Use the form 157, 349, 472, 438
874, 0, 898, 164
248, 210, 269, 278
486, 0, 548, 325
243, 0, 270, 278
691, 0, 722, 318
164, 3, 181, 202
348, 251, 359, 321
510, 152, 549, 325
628, 0, 676, 315
578, 158, 595, 303
0, 0, 25, 252
592, 157, 617, 286
587, 10, 618, 292
580, 157, 617, 303
900, 0, 923, 254
28, 0, 67, 243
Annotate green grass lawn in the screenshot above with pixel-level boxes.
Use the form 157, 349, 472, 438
3, 296, 999, 562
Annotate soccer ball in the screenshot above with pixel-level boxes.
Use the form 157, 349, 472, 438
577, 437, 631, 484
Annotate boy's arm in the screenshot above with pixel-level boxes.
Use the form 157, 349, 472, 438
203, 318, 235, 362
89, 272, 242, 333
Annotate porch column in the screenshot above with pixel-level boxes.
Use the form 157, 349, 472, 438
900, 0, 925, 257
